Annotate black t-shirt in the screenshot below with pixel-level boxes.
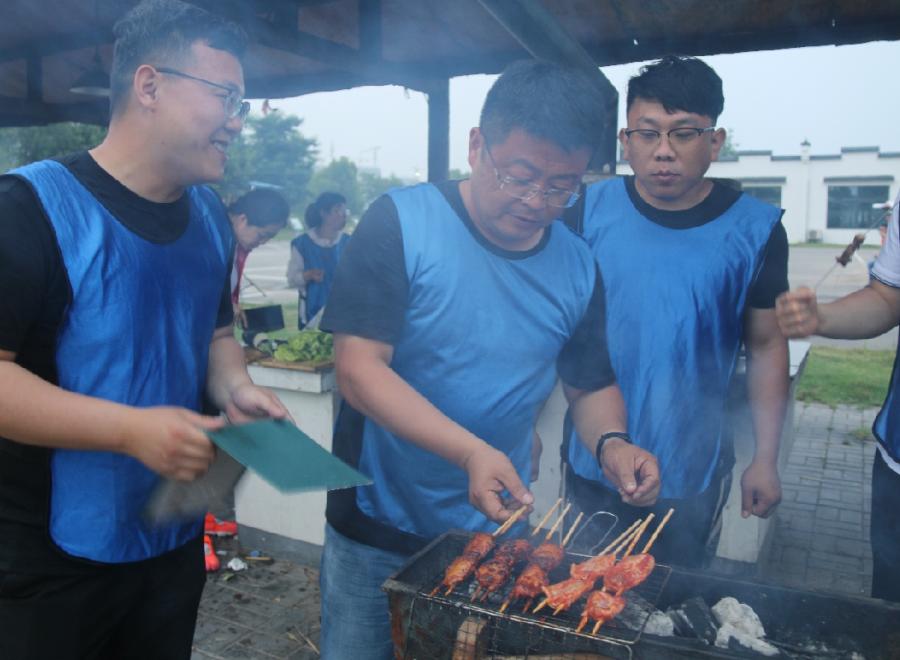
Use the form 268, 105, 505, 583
0, 152, 233, 573
322, 180, 616, 555
565, 176, 789, 308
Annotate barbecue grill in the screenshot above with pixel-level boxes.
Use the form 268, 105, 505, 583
384, 530, 900, 660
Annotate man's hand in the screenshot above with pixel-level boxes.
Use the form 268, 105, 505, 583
461, 444, 533, 523
599, 439, 660, 507
223, 382, 292, 424
123, 407, 224, 481
304, 268, 325, 283
530, 430, 543, 482
775, 287, 819, 338
740, 459, 781, 518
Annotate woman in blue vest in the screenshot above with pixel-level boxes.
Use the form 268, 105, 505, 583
286, 192, 350, 327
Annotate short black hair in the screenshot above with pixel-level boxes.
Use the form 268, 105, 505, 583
304, 192, 346, 229
110, 0, 247, 116
627, 55, 724, 122
229, 189, 289, 228
479, 59, 607, 153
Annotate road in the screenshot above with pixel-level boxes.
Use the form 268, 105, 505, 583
241, 239, 898, 350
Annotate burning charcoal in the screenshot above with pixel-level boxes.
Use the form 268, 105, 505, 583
712, 596, 767, 639
669, 596, 717, 644
643, 611, 675, 637
720, 623, 781, 657
616, 592, 656, 630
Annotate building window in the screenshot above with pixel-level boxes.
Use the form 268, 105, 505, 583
827, 185, 890, 229
744, 186, 782, 207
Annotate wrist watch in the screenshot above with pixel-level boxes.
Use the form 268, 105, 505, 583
594, 431, 632, 466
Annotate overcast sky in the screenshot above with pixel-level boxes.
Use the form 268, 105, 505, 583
254, 40, 898, 181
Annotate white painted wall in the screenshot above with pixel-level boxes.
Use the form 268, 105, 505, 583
616, 146, 900, 245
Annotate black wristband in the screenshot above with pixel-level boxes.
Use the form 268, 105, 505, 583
594, 431, 632, 466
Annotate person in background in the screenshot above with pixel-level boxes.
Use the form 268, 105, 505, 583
318, 60, 660, 659
0, 2, 288, 658
562, 55, 790, 567
229, 188, 289, 327
776, 193, 900, 602
286, 191, 349, 327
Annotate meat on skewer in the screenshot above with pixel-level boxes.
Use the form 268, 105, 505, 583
569, 517, 644, 581
433, 554, 481, 596
471, 539, 532, 601
429, 505, 530, 596
603, 508, 674, 596
576, 590, 626, 635
602, 552, 655, 596
537, 576, 594, 614
498, 504, 574, 613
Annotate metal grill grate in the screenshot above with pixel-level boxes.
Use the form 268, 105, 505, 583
386, 531, 672, 660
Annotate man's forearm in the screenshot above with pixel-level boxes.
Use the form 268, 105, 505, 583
206, 329, 253, 411
0, 358, 133, 452
746, 339, 789, 465
565, 383, 628, 456
818, 284, 900, 339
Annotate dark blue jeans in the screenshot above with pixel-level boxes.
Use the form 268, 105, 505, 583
319, 524, 411, 659
871, 450, 900, 602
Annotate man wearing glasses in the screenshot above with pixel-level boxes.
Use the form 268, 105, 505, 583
318, 60, 661, 658
0, 1, 287, 658
563, 55, 789, 568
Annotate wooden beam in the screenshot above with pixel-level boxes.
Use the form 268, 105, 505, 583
476, 0, 618, 174
426, 78, 449, 183
0, 96, 107, 127
359, 0, 382, 61
26, 57, 41, 102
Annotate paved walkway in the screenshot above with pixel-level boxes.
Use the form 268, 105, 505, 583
191, 401, 881, 659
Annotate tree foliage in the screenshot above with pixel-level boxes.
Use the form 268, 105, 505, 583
216, 113, 318, 212
309, 157, 362, 215
0, 123, 106, 172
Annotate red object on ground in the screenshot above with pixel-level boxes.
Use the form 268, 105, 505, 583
204, 534, 220, 572
205, 513, 238, 537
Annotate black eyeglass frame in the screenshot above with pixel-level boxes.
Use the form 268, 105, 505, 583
623, 126, 717, 145
155, 66, 250, 120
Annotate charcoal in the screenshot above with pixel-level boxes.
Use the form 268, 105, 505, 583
669, 596, 717, 644
617, 592, 656, 630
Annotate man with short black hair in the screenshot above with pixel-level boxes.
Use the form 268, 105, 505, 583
0, 1, 288, 657
319, 59, 661, 658
563, 55, 790, 567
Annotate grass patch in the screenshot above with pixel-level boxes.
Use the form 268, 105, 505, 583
795, 346, 894, 408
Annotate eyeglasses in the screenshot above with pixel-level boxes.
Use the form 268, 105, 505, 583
483, 143, 580, 209
624, 127, 716, 148
156, 67, 250, 120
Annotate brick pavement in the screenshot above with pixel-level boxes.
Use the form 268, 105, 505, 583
761, 402, 876, 596
192, 401, 881, 658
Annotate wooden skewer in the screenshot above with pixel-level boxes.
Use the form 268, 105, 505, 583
530, 498, 562, 536
597, 518, 642, 557
498, 600, 509, 614
610, 519, 646, 558
533, 599, 548, 613
494, 503, 529, 537
592, 620, 605, 635
622, 513, 654, 558
560, 511, 584, 548
542, 503, 572, 542
553, 605, 564, 615
576, 617, 588, 633
641, 508, 674, 555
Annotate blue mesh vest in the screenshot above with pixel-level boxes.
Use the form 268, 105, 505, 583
12, 160, 231, 563
567, 178, 781, 498
356, 183, 596, 538
292, 232, 349, 322
873, 337, 900, 462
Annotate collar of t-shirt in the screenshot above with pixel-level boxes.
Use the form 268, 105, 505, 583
624, 175, 741, 230
434, 179, 552, 261
305, 226, 345, 248
56, 151, 192, 244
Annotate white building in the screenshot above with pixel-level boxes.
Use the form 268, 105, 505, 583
616, 144, 900, 245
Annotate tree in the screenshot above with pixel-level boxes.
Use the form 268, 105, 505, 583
216, 113, 317, 211
309, 157, 363, 215
0, 122, 106, 171
359, 170, 405, 209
